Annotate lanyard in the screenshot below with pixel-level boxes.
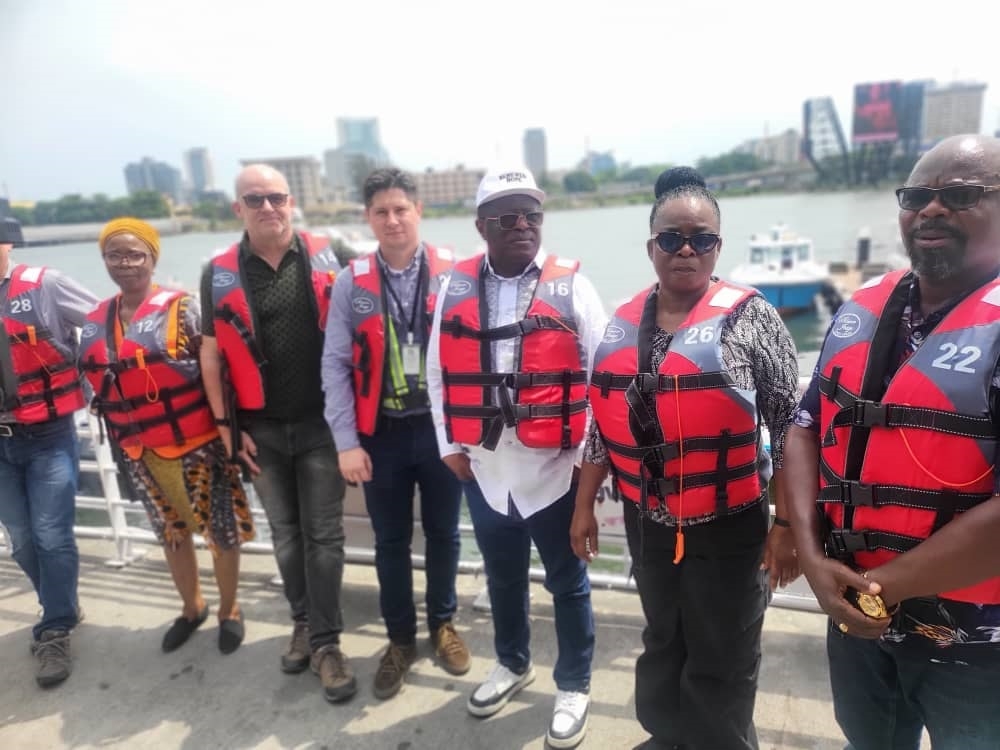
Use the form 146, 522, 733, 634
380, 257, 425, 346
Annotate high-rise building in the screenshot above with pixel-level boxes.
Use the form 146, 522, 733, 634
801, 97, 849, 183
124, 157, 184, 205
184, 147, 215, 195
240, 156, 323, 208
922, 81, 987, 146
735, 129, 801, 165
523, 128, 547, 180
326, 118, 391, 200
412, 166, 486, 207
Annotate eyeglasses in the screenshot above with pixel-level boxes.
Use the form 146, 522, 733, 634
483, 212, 544, 230
241, 193, 290, 209
895, 184, 1000, 212
650, 231, 721, 255
103, 251, 151, 266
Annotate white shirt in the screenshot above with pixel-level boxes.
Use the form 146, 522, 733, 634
426, 248, 608, 518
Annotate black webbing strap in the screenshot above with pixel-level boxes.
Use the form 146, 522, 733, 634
440, 314, 577, 341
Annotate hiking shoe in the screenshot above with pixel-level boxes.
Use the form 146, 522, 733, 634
431, 622, 471, 675
31, 605, 85, 654
373, 641, 418, 700
547, 689, 590, 748
310, 644, 357, 703
35, 630, 72, 688
281, 620, 310, 673
467, 661, 536, 717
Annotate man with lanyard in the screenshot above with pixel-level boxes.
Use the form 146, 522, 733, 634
322, 167, 470, 700
0, 215, 98, 688
200, 164, 355, 704
427, 166, 606, 748
785, 135, 1000, 749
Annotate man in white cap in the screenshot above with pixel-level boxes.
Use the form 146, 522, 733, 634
426, 166, 607, 748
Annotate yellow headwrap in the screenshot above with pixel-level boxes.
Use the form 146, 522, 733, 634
98, 217, 161, 261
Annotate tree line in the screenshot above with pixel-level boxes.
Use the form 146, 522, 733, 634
10, 191, 171, 225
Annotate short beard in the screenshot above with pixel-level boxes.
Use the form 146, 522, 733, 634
907, 244, 966, 283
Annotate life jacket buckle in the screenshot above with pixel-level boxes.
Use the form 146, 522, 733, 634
851, 400, 888, 428
825, 529, 873, 559
841, 481, 875, 507
635, 373, 659, 394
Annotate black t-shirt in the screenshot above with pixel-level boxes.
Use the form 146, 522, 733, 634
200, 234, 324, 421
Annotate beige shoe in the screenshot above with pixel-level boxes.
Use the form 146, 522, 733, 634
432, 622, 471, 675
310, 644, 357, 703
281, 621, 310, 673
373, 641, 418, 699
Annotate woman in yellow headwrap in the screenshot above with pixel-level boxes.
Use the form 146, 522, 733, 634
79, 217, 255, 654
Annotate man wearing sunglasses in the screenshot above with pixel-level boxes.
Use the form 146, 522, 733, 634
321, 168, 471, 700
426, 166, 607, 748
200, 164, 356, 704
785, 134, 1000, 750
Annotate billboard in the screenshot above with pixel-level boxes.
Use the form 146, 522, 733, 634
852, 81, 903, 144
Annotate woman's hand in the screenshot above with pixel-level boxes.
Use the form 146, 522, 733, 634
761, 525, 800, 590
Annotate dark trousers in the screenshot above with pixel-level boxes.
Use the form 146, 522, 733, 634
624, 500, 768, 750
247, 414, 346, 651
828, 619, 1000, 750
465, 480, 594, 692
359, 413, 463, 644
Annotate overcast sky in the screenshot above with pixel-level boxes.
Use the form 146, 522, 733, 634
3, 0, 999, 201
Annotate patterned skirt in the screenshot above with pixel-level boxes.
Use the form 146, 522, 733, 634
122, 437, 255, 554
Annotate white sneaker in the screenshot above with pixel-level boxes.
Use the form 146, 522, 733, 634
467, 661, 536, 717
546, 689, 590, 748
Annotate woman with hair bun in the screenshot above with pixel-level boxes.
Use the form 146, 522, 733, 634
570, 168, 800, 749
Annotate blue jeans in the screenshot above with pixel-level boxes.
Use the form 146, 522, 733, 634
360, 413, 463, 644
0, 415, 80, 641
465, 479, 594, 692
828, 620, 1000, 750
247, 414, 346, 651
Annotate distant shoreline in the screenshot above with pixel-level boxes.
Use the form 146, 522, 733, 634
18, 185, 892, 247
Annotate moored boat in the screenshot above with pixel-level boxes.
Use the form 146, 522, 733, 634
729, 224, 830, 316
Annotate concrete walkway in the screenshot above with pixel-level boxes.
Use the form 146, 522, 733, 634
0, 538, 873, 750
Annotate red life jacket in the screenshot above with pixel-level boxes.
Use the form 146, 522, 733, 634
349, 244, 454, 435
79, 289, 215, 449
209, 231, 340, 410
438, 253, 588, 450
818, 269, 1000, 604
1, 265, 85, 423
590, 281, 763, 521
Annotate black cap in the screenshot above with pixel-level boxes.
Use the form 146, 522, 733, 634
0, 217, 24, 245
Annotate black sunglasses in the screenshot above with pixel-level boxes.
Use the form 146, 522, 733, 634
651, 231, 721, 255
895, 184, 1000, 212
484, 211, 544, 230
241, 192, 290, 209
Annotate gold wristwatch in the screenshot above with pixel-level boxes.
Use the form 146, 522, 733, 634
848, 571, 897, 619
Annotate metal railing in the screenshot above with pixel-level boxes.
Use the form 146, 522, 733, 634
0, 411, 821, 613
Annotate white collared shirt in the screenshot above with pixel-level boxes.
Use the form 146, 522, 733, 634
426, 248, 608, 518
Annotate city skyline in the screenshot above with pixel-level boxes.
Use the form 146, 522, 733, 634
4, 1, 999, 202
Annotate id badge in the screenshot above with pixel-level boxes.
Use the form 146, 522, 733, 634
401, 344, 422, 376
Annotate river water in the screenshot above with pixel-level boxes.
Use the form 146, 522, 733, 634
13, 188, 904, 356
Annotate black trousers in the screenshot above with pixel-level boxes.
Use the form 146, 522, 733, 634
624, 500, 768, 750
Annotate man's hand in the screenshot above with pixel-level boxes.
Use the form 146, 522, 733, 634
442, 452, 474, 481
219, 426, 261, 477
761, 525, 801, 590
800, 555, 892, 639
339, 447, 372, 485
569, 505, 599, 563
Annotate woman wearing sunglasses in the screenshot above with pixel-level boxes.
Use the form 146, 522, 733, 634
79, 218, 255, 654
570, 167, 800, 750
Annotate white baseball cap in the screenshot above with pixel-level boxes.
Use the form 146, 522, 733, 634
475, 166, 546, 208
